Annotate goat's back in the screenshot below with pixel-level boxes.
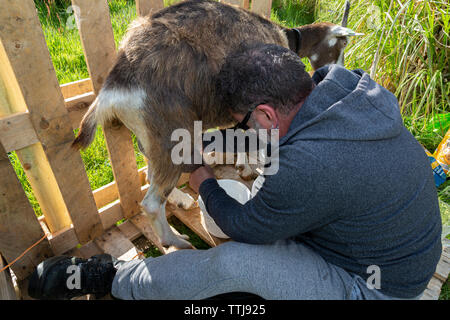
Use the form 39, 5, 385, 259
107, 0, 288, 131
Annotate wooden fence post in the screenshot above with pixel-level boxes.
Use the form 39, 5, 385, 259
72, 0, 143, 219
0, 143, 53, 281
251, 0, 272, 18
136, 0, 164, 17
0, 69, 72, 233
221, 0, 250, 10
0, 0, 104, 244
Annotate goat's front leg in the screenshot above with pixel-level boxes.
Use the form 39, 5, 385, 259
141, 182, 193, 249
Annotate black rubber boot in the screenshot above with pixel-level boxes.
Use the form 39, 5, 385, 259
28, 254, 123, 300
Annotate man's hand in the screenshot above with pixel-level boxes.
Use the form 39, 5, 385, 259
189, 165, 215, 193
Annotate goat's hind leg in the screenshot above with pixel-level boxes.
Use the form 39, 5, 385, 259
141, 175, 193, 249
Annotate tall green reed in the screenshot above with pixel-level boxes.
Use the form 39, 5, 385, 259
316, 0, 449, 150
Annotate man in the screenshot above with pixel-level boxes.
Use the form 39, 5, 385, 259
28, 43, 442, 300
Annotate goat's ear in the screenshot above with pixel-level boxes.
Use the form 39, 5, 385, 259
330, 26, 364, 37
283, 28, 301, 53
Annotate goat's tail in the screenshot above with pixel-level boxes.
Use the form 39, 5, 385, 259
72, 97, 99, 150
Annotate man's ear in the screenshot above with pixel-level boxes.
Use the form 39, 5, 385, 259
255, 104, 277, 128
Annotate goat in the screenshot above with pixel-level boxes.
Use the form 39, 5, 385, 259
73, 0, 362, 249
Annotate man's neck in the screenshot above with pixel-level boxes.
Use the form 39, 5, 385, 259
278, 101, 305, 138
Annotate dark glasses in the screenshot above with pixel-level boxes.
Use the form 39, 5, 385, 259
233, 103, 260, 131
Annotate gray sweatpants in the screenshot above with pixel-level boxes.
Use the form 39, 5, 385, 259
111, 239, 418, 300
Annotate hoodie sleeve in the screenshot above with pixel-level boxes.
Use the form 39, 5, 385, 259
199, 146, 341, 244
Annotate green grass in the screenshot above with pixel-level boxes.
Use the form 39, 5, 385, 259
169, 216, 212, 250
8, 0, 450, 298
9, 1, 144, 218
440, 278, 450, 300
271, 0, 316, 26
35, 0, 137, 83
314, 0, 449, 146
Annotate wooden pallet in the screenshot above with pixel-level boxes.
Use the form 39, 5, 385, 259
1, 164, 252, 300
3, 164, 449, 300
0, 0, 271, 299
1, 0, 448, 301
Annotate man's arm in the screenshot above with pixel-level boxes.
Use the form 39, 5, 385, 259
196, 149, 341, 244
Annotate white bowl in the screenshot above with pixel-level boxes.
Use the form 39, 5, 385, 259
198, 179, 252, 239
251, 175, 265, 197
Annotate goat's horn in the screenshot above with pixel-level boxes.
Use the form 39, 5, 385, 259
341, 0, 351, 27
331, 26, 364, 37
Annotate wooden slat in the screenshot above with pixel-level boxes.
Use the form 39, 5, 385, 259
168, 203, 226, 248
420, 247, 450, 300
0, 0, 104, 244
421, 277, 444, 300
38, 190, 142, 255
38, 216, 79, 256
93, 167, 187, 210
117, 220, 142, 241
94, 181, 120, 209
60, 78, 93, 100
221, 0, 249, 9
73, 0, 142, 220
434, 247, 450, 283
0, 143, 53, 280
0, 255, 18, 300
0, 91, 74, 234
96, 182, 178, 231
89, 183, 147, 231
102, 121, 142, 218
66, 92, 96, 129
93, 166, 147, 209
0, 92, 94, 155
136, 0, 164, 17
8, 145, 73, 233
47, 226, 78, 256
0, 63, 74, 233
99, 199, 124, 230
40, 183, 146, 255
0, 112, 38, 153
94, 227, 140, 261
78, 241, 104, 259
39, 183, 174, 257
0, 96, 93, 152
35, 165, 249, 259
39, 210, 143, 258
251, 0, 272, 18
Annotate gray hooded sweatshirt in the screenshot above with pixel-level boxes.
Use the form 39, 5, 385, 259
199, 65, 442, 299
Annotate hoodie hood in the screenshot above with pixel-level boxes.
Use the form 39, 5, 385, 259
280, 65, 403, 146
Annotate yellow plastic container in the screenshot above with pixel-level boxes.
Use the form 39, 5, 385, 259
434, 128, 450, 175
423, 147, 446, 187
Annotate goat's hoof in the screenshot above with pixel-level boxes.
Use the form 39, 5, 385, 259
179, 234, 190, 240
161, 234, 194, 250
